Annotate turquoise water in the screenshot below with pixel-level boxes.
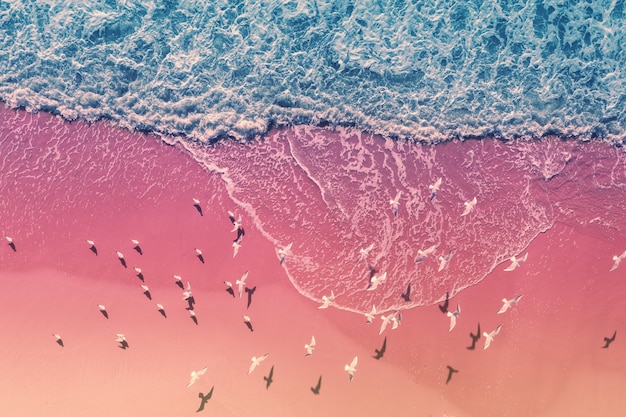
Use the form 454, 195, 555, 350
1, 0, 625, 143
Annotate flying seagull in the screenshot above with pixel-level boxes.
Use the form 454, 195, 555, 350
447, 304, 461, 331
195, 248, 205, 264
236, 271, 248, 298
483, 325, 502, 350
602, 331, 616, 348
131, 239, 142, 255
438, 252, 452, 272
277, 242, 293, 265
429, 177, 442, 200
174, 275, 184, 290
243, 315, 254, 332
5, 236, 16, 251
116, 334, 129, 350
368, 271, 387, 291
245, 286, 256, 309
134, 267, 145, 282
189, 310, 198, 325
504, 253, 528, 271
228, 211, 245, 242
497, 295, 523, 314
445, 365, 459, 384
224, 281, 235, 298
365, 305, 377, 324
264, 365, 274, 389
357, 243, 374, 263
610, 250, 626, 271
461, 196, 477, 216
415, 244, 437, 263
373, 337, 387, 360
52, 333, 64, 347
401, 283, 411, 302
344, 356, 358, 381
389, 191, 402, 217
305, 336, 316, 357
438, 291, 450, 314
248, 354, 269, 375
183, 282, 196, 310
319, 290, 335, 309
232, 239, 241, 258
116, 251, 127, 268
196, 386, 214, 412
467, 323, 481, 350
87, 239, 98, 255
141, 285, 152, 300
156, 303, 167, 318
379, 314, 392, 335
391, 311, 402, 330
311, 376, 322, 395
98, 304, 109, 319
187, 366, 208, 388
192, 198, 203, 216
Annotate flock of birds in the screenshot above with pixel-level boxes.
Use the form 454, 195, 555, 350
2, 174, 622, 414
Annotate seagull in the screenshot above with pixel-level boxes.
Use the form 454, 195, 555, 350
461, 196, 477, 216
365, 305, 377, 324
156, 303, 167, 318
373, 337, 387, 360
228, 211, 245, 242
311, 376, 322, 395
232, 239, 241, 258
389, 191, 402, 217
467, 323, 481, 350
193, 198, 203, 216
445, 365, 459, 384
131, 239, 142, 255
274, 242, 294, 265
134, 267, 144, 282
602, 331, 616, 348
224, 281, 235, 298
305, 336, 316, 357
245, 286, 256, 309
429, 177, 442, 200
504, 253, 529, 271
195, 248, 205, 264
391, 311, 402, 330
187, 366, 208, 388
344, 356, 358, 381
98, 304, 109, 319
357, 243, 374, 263
368, 271, 387, 291
483, 325, 502, 350
183, 282, 195, 310
447, 304, 461, 331
86, 239, 98, 255
236, 271, 248, 298
379, 314, 392, 335
189, 310, 198, 325
438, 291, 450, 314
415, 244, 437, 263
401, 283, 411, 302
438, 252, 452, 272
243, 315, 254, 332
52, 333, 64, 347
196, 387, 214, 412
319, 290, 335, 309
248, 354, 269, 375
610, 250, 626, 271
116, 251, 127, 268
497, 295, 523, 314
141, 285, 152, 300
116, 334, 129, 350
5, 236, 16, 251
264, 365, 274, 389
174, 275, 184, 290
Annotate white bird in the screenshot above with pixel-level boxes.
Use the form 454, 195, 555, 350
277, 242, 293, 265
415, 244, 437, 263
428, 177, 442, 199
86, 239, 97, 254
391, 311, 402, 330
187, 366, 208, 387
379, 314, 392, 335
229, 211, 243, 232
248, 354, 269, 375
504, 253, 529, 271
461, 196, 477, 216
115, 333, 129, 349
357, 243, 374, 262
116, 251, 127, 267
447, 304, 461, 331
389, 191, 402, 217
319, 290, 335, 309
610, 250, 626, 271
438, 252, 452, 272
497, 295, 523, 314
304, 336, 316, 356
236, 271, 249, 298
52, 333, 64, 347
483, 325, 502, 350
232, 239, 241, 258
344, 356, 358, 381
365, 305, 377, 324
368, 271, 387, 291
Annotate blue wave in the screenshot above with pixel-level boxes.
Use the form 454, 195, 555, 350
1, 0, 625, 143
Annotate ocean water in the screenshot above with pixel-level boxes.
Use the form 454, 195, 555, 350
1, 0, 626, 142
1, 1, 626, 417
